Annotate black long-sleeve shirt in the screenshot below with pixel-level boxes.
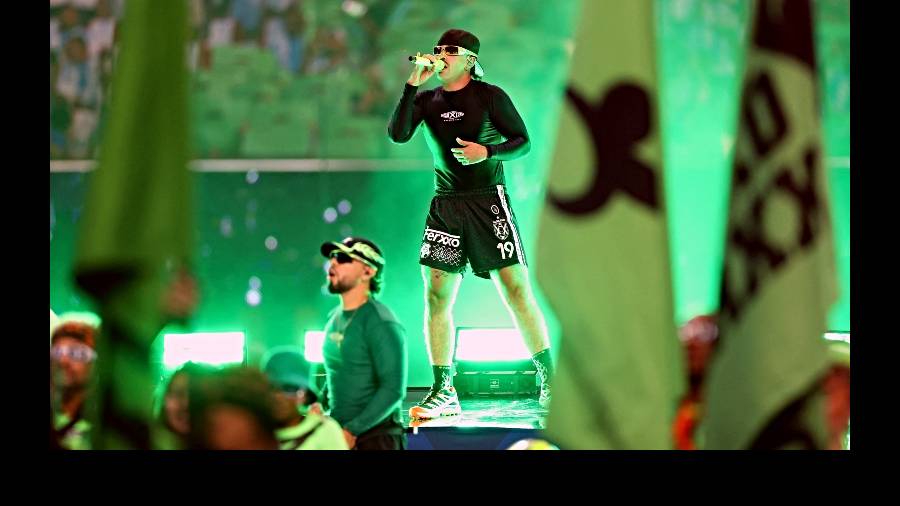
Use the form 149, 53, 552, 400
388, 80, 531, 192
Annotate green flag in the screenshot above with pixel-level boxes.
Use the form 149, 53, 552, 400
74, 0, 191, 449
702, 0, 837, 449
536, 0, 684, 449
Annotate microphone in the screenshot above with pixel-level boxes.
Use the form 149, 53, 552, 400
408, 55, 445, 71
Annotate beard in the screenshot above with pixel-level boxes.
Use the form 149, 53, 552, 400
327, 277, 354, 294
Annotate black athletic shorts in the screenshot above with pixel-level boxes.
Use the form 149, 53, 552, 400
418, 185, 527, 279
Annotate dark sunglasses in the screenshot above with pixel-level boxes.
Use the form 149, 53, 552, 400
434, 45, 475, 57
330, 251, 354, 264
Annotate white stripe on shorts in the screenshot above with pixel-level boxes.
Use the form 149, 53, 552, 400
497, 185, 523, 262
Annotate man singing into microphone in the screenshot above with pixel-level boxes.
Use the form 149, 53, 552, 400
387, 29, 554, 420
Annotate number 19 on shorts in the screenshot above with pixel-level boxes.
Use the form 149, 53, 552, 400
497, 242, 515, 260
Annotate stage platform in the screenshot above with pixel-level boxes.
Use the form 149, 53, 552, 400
402, 389, 546, 450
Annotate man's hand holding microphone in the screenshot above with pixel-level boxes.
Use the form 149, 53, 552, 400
407, 52, 445, 86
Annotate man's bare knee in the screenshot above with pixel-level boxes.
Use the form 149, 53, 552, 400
426, 289, 452, 314
424, 267, 459, 314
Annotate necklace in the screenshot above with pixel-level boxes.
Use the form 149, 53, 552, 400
328, 309, 358, 348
